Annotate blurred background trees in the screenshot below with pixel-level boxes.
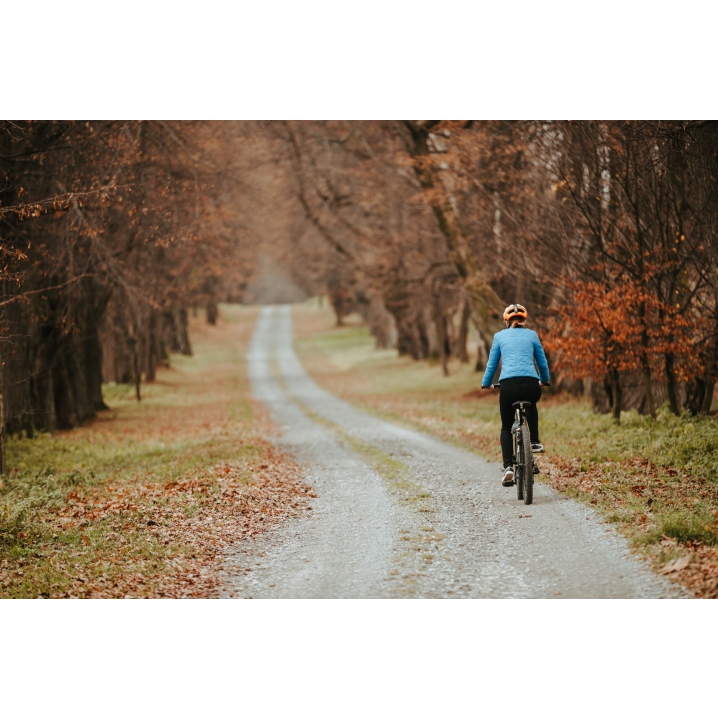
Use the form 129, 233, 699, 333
0, 120, 254, 439
254, 120, 718, 424
2, 119, 717, 460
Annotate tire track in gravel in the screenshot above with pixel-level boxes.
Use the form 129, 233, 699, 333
220, 305, 689, 599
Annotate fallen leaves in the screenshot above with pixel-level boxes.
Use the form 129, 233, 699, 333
671, 545, 718, 598
92, 445, 313, 599
659, 555, 690, 574
541, 454, 718, 597
0, 309, 314, 599
0, 443, 312, 599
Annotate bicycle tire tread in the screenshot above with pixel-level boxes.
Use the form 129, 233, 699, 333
520, 424, 534, 505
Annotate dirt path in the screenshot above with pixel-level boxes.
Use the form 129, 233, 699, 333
221, 305, 688, 598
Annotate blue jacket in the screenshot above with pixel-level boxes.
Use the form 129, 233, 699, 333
481, 327, 550, 387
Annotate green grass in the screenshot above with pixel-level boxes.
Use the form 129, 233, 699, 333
0, 304, 269, 598
637, 510, 718, 546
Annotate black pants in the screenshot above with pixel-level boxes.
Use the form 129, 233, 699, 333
498, 377, 542, 469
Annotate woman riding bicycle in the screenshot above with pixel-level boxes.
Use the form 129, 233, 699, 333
481, 304, 550, 487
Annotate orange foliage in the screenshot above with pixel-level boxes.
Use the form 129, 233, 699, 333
546, 273, 697, 384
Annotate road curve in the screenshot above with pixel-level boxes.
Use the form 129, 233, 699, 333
219, 305, 687, 599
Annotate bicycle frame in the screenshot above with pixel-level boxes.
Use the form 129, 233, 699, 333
511, 403, 528, 470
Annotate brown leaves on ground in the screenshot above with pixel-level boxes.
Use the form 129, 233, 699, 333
135, 447, 312, 599
94, 444, 313, 599
659, 555, 690, 574
540, 453, 718, 598
542, 454, 718, 518
652, 535, 718, 598
0, 443, 311, 599
1, 309, 315, 599
671, 546, 718, 598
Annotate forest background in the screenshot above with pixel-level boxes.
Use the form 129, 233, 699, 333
3, 120, 718, 445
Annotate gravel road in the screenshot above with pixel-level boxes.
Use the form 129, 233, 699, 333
220, 305, 688, 599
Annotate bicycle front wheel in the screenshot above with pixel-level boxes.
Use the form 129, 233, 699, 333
516, 464, 524, 500
520, 424, 534, 505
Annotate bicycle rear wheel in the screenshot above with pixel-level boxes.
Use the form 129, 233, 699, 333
513, 432, 523, 500
520, 424, 534, 505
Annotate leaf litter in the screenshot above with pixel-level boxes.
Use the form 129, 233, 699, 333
0, 307, 313, 599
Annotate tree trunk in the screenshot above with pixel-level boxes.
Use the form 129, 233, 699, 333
129, 336, 141, 402
699, 339, 718, 414
206, 297, 219, 325
0, 348, 5, 474
369, 295, 395, 349
145, 312, 157, 382
638, 301, 656, 418
700, 379, 715, 414
52, 347, 77, 429
400, 121, 505, 341
472, 319, 490, 371
434, 298, 449, 377
133, 350, 141, 401
457, 298, 470, 363
329, 287, 345, 326
165, 309, 192, 356
611, 370, 622, 424
66, 334, 93, 422
417, 316, 430, 360
689, 378, 706, 415
179, 309, 192, 356
396, 324, 412, 357
665, 352, 680, 416
86, 303, 109, 411
641, 364, 657, 418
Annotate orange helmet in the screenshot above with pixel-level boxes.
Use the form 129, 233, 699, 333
503, 304, 527, 325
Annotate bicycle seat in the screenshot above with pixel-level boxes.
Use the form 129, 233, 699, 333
512, 401, 532, 409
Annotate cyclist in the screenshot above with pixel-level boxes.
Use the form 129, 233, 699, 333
481, 304, 550, 487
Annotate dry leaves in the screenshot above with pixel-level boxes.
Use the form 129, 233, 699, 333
659, 555, 690, 574
0, 310, 314, 599
540, 454, 718, 598
0, 443, 312, 599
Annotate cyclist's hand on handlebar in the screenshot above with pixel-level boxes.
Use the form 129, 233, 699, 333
539, 381, 550, 387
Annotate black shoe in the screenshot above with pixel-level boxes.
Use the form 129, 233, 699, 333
502, 466, 514, 486
531, 443, 545, 454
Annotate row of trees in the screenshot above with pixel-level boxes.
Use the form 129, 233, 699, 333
257, 121, 506, 379
540, 122, 718, 421
0, 121, 256, 465
254, 121, 718, 423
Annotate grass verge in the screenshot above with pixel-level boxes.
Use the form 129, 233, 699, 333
0, 304, 311, 599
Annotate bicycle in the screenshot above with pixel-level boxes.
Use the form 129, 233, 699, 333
492, 383, 547, 505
